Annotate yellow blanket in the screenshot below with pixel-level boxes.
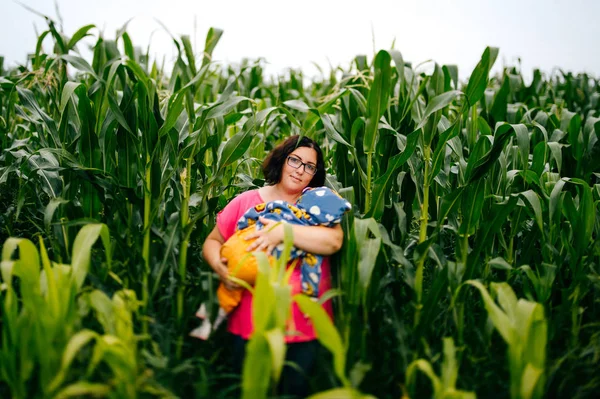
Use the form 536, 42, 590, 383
218, 226, 275, 313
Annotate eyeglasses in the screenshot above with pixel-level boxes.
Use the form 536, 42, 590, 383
287, 155, 317, 175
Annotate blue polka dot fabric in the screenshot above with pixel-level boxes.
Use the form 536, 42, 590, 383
236, 187, 352, 297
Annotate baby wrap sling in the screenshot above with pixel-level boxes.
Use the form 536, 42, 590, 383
219, 186, 351, 311
191, 187, 351, 339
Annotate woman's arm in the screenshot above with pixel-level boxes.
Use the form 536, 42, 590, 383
290, 224, 343, 255
246, 218, 344, 256
202, 226, 239, 289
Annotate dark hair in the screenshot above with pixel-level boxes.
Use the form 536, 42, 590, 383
262, 135, 325, 187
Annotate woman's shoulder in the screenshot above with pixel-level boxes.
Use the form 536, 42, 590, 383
223, 189, 263, 213
232, 189, 262, 203
217, 189, 264, 239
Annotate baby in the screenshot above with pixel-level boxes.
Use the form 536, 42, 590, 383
191, 186, 351, 339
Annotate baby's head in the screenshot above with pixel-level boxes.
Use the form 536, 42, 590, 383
297, 187, 352, 225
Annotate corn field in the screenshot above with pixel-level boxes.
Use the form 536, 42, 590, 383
1, 16, 599, 399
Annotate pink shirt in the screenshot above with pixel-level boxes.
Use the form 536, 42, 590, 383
216, 189, 334, 343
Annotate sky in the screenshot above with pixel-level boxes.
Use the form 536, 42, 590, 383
2, 0, 599, 82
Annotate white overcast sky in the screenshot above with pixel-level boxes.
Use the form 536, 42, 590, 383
2, 0, 599, 82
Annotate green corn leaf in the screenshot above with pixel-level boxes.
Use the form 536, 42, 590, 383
389, 50, 405, 93
465, 47, 499, 107
547, 142, 563, 171
347, 88, 368, 115
251, 251, 276, 333
242, 334, 272, 399
33, 29, 51, 69
158, 91, 186, 137
417, 268, 450, 336
308, 388, 376, 399
441, 337, 459, 391
415, 90, 462, 132
517, 301, 547, 368
106, 93, 135, 135
366, 130, 419, 218
567, 113, 583, 161
124, 58, 149, 86
321, 113, 352, 147
407, 359, 442, 397
181, 35, 197, 76
283, 99, 310, 112
121, 32, 135, 60
467, 123, 522, 184
562, 192, 578, 231
278, 106, 302, 128
437, 187, 465, 230
67, 24, 96, 50
430, 120, 462, 183
567, 178, 595, 254
294, 294, 349, 387
489, 257, 513, 270
443, 65, 459, 91
583, 120, 600, 177
71, 224, 111, 289
464, 280, 513, 343
531, 141, 547, 176
47, 330, 98, 393
70, 83, 102, 218
520, 190, 544, 234
217, 108, 277, 172
493, 282, 519, 323
88, 290, 115, 334
364, 50, 392, 153
490, 74, 510, 123
515, 124, 530, 170
96, 334, 136, 372
2, 238, 40, 288
217, 128, 254, 171
459, 180, 485, 236
0, 164, 18, 185
264, 329, 286, 384
53, 382, 111, 399
520, 364, 544, 399
205, 96, 250, 121
59, 81, 82, 114
16, 86, 60, 147
201, 27, 223, 68
205, 96, 251, 120
461, 280, 547, 398
354, 218, 382, 294
478, 116, 492, 136
38, 237, 61, 319
59, 55, 97, 77
317, 88, 350, 114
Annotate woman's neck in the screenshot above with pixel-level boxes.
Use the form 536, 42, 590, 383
260, 184, 302, 203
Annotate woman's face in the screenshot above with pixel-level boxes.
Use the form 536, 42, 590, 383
279, 146, 318, 193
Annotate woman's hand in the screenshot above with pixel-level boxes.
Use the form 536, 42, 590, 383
203, 226, 239, 290
244, 217, 284, 254
215, 256, 240, 290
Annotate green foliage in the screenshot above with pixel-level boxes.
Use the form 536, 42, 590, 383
458, 281, 547, 399
406, 338, 476, 399
1, 14, 599, 399
0, 225, 166, 398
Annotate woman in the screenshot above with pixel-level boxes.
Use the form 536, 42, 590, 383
202, 135, 343, 396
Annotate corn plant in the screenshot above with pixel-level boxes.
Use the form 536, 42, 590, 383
1, 13, 600, 399
0, 224, 111, 398
406, 337, 475, 399
456, 281, 547, 399
239, 224, 295, 398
